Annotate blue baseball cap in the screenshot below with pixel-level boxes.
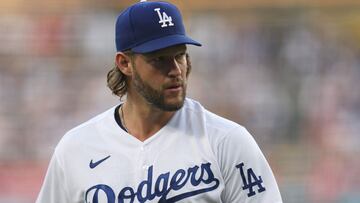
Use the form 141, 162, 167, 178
115, 0, 201, 53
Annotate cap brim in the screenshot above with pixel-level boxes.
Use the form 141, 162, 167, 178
131, 34, 201, 53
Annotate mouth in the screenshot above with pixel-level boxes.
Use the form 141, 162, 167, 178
164, 83, 183, 92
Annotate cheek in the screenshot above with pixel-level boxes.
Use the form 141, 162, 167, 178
146, 71, 165, 88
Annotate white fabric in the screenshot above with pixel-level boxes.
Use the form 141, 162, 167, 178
37, 98, 282, 203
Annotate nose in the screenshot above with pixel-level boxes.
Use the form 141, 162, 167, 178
167, 57, 182, 77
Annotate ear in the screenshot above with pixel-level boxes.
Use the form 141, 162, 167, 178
115, 52, 133, 76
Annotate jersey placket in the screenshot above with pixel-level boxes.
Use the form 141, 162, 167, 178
136, 144, 152, 181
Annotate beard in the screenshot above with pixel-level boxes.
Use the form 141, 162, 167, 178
132, 68, 187, 111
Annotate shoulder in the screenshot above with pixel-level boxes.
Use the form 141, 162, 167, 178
64, 105, 116, 139
54, 105, 118, 158
183, 98, 248, 141
182, 99, 261, 171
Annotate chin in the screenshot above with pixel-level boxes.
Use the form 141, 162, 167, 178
159, 95, 185, 111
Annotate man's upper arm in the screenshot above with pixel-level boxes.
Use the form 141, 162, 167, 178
218, 126, 282, 203
36, 151, 69, 203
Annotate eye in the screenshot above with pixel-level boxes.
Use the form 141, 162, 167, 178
151, 56, 165, 63
175, 52, 186, 62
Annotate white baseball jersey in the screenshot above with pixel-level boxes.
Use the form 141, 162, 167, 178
37, 98, 282, 203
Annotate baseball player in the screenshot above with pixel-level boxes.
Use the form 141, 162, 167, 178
37, 1, 282, 202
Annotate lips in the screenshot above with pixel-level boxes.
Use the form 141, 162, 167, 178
164, 82, 183, 94
165, 83, 183, 89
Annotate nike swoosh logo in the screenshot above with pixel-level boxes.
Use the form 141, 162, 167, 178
89, 155, 111, 169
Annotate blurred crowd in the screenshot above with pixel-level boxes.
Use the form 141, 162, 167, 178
0, 4, 360, 203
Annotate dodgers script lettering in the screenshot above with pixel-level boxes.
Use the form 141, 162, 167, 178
85, 162, 219, 203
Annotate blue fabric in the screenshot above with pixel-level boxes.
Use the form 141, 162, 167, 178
115, 1, 201, 53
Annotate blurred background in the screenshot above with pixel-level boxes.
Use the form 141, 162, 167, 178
1, 0, 360, 202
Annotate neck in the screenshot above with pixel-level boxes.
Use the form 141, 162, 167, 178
120, 95, 177, 142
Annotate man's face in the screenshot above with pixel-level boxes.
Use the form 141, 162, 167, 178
130, 45, 189, 111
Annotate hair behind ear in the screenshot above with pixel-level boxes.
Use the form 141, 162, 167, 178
107, 64, 127, 99
107, 51, 136, 99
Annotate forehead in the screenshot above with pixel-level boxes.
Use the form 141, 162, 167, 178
141, 44, 187, 58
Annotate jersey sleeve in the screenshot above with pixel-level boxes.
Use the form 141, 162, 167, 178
36, 150, 69, 203
218, 126, 282, 203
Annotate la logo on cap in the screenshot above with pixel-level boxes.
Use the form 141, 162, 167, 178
154, 8, 174, 28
